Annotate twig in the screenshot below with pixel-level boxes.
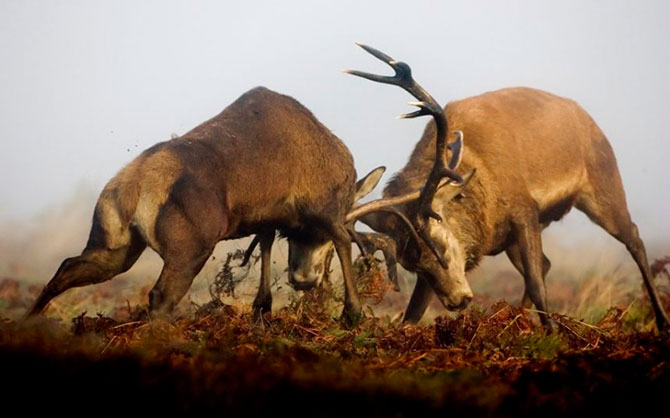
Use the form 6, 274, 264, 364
466, 323, 482, 350
101, 335, 118, 354
490, 305, 511, 319
619, 299, 638, 321
111, 321, 144, 330
406, 352, 429, 366
409, 334, 422, 351
497, 314, 522, 338
294, 324, 320, 337
554, 319, 589, 342
525, 307, 608, 335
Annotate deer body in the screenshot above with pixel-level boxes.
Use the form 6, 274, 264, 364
338, 43, 668, 329
29, 87, 363, 318
369, 86, 667, 327
387, 87, 599, 259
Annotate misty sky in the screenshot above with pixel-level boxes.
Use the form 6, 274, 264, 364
1, 1, 669, 246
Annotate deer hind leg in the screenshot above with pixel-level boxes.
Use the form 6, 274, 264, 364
505, 243, 551, 308
28, 228, 146, 316
148, 203, 218, 316
252, 231, 275, 322
512, 211, 552, 326
149, 253, 211, 316
576, 188, 670, 330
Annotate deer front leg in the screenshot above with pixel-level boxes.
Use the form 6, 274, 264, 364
505, 243, 551, 308
331, 225, 362, 325
252, 231, 275, 322
403, 275, 434, 324
512, 214, 553, 328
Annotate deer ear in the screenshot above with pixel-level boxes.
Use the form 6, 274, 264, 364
435, 169, 475, 202
354, 166, 386, 201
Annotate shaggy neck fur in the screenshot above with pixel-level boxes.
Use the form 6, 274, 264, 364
383, 119, 491, 272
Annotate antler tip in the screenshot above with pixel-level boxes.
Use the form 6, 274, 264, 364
397, 109, 425, 119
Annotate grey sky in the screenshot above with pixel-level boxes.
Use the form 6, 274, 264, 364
1, 1, 669, 246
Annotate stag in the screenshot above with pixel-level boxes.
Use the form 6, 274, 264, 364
27, 86, 415, 323
300, 44, 670, 330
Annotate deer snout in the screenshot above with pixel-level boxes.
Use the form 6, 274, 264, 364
448, 294, 472, 311
288, 272, 321, 291
444, 282, 473, 311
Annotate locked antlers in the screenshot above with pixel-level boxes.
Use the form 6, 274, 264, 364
344, 43, 465, 268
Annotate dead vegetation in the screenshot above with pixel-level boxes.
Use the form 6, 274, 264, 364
1, 254, 669, 416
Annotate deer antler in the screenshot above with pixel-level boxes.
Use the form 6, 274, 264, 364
344, 43, 464, 268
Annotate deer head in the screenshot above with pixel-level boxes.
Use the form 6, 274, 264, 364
343, 43, 476, 311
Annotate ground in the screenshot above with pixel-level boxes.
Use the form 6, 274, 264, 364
1, 254, 669, 416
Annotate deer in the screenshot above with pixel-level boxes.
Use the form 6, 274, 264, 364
294, 43, 670, 330
26, 86, 417, 323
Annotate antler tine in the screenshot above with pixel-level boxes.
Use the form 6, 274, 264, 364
346, 224, 369, 257
356, 42, 396, 64
342, 43, 404, 86
347, 206, 423, 253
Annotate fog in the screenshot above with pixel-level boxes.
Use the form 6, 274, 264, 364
1, 1, 669, 289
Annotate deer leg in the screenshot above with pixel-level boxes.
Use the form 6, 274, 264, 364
252, 231, 275, 321
241, 236, 260, 267
625, 229, 670, 330
149, 206, 217, 316
149, 249, 212, 316
27, 230, 145, 317
329, 225, 362, 325
403, 275, 434, 324
577, 194, 670, 330
512, 214, 552, 327
505, 244, 551, 308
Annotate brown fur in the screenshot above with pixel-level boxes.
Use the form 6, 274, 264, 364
368, 87, 669, 329
29, 87, 362, 318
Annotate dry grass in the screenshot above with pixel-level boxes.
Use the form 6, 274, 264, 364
1, 253, 670, 416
